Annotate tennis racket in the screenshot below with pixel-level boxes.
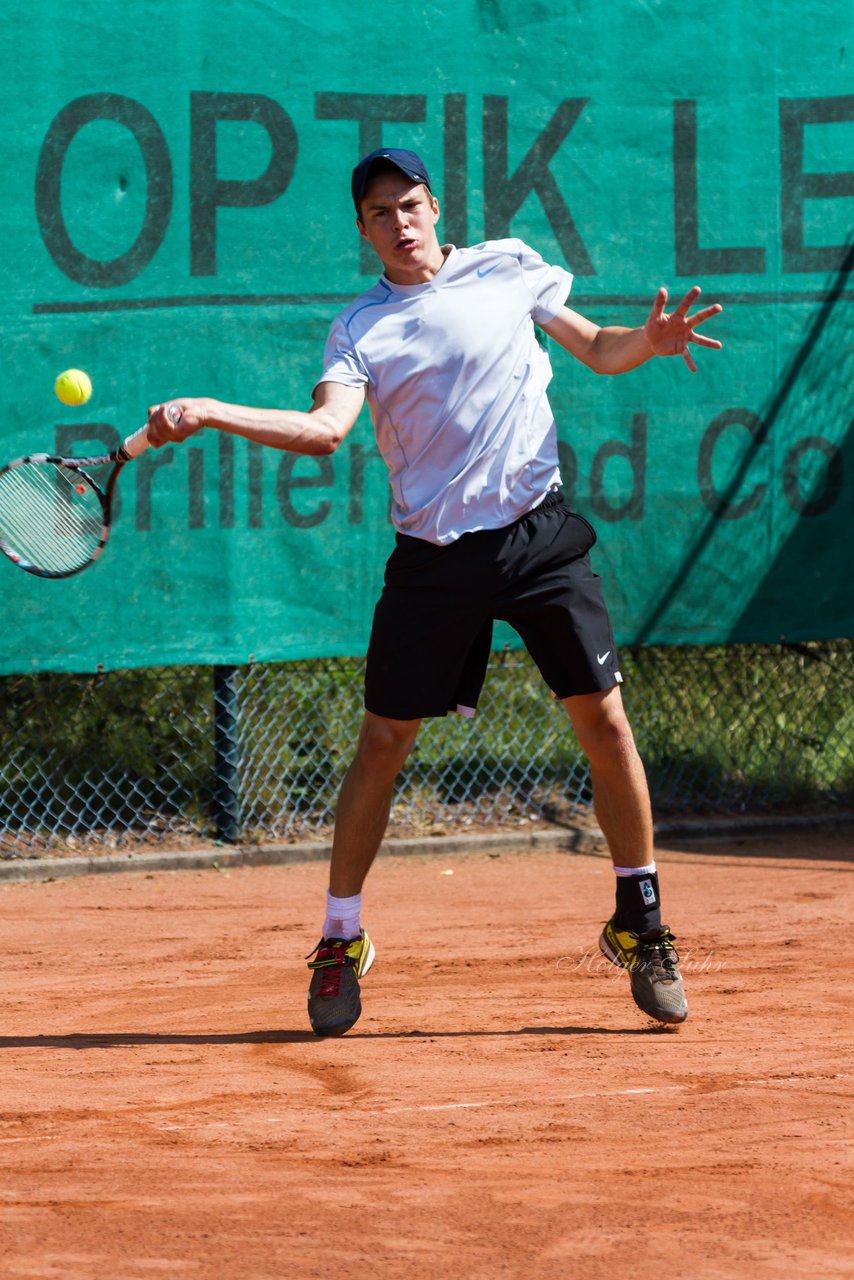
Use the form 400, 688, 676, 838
0, 404, 182, 579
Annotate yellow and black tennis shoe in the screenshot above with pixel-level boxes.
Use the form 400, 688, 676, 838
599, 918, 688, 1024
306, 929, 375, 1037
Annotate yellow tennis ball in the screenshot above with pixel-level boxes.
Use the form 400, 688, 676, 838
55, 369, 92, 406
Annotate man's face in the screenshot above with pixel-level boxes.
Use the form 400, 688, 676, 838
356, 171, 442, 283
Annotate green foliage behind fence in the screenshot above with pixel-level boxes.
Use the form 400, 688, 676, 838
1, 641, 851, 856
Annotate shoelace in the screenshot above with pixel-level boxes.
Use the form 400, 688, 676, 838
307, 942, 352, 999
636, 932, 680, 978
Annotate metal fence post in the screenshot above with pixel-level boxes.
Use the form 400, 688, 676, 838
213, 664, 241, 842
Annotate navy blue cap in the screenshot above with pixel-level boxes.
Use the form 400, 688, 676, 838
351, 148, 432, 211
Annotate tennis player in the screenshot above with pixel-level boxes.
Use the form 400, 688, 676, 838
148, 147, 723, 1035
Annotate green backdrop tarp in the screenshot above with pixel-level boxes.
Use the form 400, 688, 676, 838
2, 0, 852, 673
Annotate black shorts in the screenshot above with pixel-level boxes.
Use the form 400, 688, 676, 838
364, 491, 623, 720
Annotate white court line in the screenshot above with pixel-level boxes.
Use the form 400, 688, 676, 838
0, 1136, 59, 1145
154, 1116, 298, 1132
746, 1074, 854, 1087
384, 1085, 685, 1114
383, 1074, 854, 1115
388, 1101, 511, 1113
135, 1074, 854, 1133
148, 1090, 687, 1124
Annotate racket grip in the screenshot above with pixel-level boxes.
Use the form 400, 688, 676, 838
118, 425, 151, 460
119, 405, 182, 460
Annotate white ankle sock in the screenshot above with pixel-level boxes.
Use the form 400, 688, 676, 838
613, 862, 657, 877
323, 890, 362, 941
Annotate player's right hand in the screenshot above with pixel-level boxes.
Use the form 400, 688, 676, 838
147, 399, 208, 447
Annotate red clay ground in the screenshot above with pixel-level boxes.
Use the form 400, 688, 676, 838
0, 829, 852, 1280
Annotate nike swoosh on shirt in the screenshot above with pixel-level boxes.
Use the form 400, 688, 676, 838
597, 652, 611, 665
477, 264, 499, 277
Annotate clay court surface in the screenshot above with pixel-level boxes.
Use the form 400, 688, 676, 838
0, 828, 852, 1279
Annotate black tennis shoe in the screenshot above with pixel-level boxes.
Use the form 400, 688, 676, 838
306, 929, 375, 1037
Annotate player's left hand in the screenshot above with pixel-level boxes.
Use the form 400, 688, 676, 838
644, 286, 723, 373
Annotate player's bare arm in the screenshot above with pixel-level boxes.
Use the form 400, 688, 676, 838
542, 285, 723, 375
146, 381, 366, 455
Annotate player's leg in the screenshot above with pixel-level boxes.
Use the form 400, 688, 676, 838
496, 494, 687, 1023
307, 531, 493, 1037
330, 710, 421, 897
562, 688, 687, 1024
561, 685, 653, 870
307, 711, 419, 1038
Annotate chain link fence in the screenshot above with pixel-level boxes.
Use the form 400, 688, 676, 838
1, 640, 852, 857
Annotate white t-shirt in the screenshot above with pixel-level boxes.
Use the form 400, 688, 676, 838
317, 238, 573, 544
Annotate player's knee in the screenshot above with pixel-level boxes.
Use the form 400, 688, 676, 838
356, 714, 418, 776
574, 706, 638, 767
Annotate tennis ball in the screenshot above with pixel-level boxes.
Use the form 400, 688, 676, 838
55, 369, 92, 406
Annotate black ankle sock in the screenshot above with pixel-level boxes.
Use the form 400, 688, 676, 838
615, 870, 662, 934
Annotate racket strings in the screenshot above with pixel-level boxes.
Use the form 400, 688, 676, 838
0, 462, 105, 573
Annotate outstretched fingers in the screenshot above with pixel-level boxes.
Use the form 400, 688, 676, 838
679, 288, 724, 367
688, 331, 723, 350
687, 301, 724, 330
649, 286, 669, 321
672, 284, 702, 317
646, 284, 723, 370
